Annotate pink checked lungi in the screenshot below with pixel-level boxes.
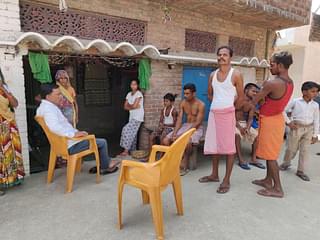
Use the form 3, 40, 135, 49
204, 106, 236, 155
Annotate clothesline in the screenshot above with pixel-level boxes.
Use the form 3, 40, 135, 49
28, 50, 142, 60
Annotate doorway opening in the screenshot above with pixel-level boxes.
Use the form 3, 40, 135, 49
24, 54, 138, 173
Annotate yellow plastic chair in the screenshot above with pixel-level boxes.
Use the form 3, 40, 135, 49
35, 116, 101, 193
118, 128, 196, 240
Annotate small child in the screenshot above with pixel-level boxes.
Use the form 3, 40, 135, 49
149, 93, 178, 147
280, 81, 320, 181
235, 83, 265, 170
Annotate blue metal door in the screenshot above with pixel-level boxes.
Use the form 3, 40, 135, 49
182, 66, 215, 121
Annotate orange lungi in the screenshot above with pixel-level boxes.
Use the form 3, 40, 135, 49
256, 114, 285, 161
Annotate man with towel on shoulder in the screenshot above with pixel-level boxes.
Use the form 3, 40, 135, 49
199, 46, 244, 194
251, 51, 293, 198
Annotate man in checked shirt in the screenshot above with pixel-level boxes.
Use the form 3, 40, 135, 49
280, 81, 320, 181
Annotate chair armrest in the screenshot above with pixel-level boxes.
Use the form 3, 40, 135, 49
151, 145, 169, 152
68, 134, 96, 141
121, 160, 148, 169
148, 145, 170, 163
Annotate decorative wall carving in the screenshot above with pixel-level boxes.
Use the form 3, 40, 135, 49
185, 29, 217, 53
229, 36, 255, 57
20, 1, 146, 45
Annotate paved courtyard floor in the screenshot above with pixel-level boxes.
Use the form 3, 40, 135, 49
1, 143, 320, 240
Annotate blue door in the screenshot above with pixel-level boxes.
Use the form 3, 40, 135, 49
182, 66, 215, 121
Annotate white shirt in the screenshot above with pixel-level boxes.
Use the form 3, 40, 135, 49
285, 97, 319, 137
210, 68, 237, 110
126, 91, 144, 122
36, 100, 79, 148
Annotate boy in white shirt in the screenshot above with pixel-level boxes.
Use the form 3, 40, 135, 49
280, 81, 320, 181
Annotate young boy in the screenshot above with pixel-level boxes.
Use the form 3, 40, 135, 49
235, 83, 265, 170
280, 81, 320, 181
149, 93, 178, 147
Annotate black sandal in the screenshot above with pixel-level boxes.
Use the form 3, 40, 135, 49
296, 172, 310, 181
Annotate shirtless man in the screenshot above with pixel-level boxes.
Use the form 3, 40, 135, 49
163, 83, 205, 176
252, 51, 294, 198
199, 46, 244, 194
236, 83, 265, 170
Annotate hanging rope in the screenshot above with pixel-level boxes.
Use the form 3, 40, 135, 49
46, 52, 137, 67
162, 0, 171, 23
59, 0, 68, 12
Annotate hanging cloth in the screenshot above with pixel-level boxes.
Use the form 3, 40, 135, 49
28, 52, 52, 83
59, 0, 68, 12
138, 59, 151, 90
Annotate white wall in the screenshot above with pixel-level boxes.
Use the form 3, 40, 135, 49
288, 47, 306, 98
276, 24, 320, 98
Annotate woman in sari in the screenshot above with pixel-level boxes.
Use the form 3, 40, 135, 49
55, 70, 78, 127
0, 69, 25, 196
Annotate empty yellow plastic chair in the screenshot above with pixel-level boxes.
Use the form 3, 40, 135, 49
35, 116, 101, 193
118, 128, 196, 240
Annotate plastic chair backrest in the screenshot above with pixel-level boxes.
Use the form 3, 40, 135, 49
35, 116, 69, 156
157, 128, 196, 186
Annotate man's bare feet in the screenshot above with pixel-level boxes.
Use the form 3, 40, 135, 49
257, 188, 284, 198
198, 175, 220, 183
252, 179, 272, 189
217, 182, 230, 194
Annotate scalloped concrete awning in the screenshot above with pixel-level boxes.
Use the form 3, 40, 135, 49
0, 32, 269, 68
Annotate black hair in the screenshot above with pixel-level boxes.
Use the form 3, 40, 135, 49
40, 84, 59, 99
271, 51, 293, 69
244, 83, 260, 92
301, 81, 320, 92
163, 93, 177, 102
130, 79, 140, 91
183, 83, 196, 92
217, 45, 233, 57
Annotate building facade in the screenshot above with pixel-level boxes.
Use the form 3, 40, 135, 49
0, 0, 312, 174
276, 12, 320, 98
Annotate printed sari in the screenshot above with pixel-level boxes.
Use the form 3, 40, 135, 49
57, 82, 77, 127
0, 93, 25, 188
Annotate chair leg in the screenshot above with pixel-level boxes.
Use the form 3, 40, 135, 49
172, 176, 184, 216
75, 158, 82, 173
118, 180, 125, 229
141, 190, 150, 204
47, 151, 56, 184
94, 149, 101, 183
149, 188, 164, 240
66, 157, 77, 193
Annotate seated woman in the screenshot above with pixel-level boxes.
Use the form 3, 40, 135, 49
149, 93, 178, 147
118, 80, 144, 157
0, 69, 25, 196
